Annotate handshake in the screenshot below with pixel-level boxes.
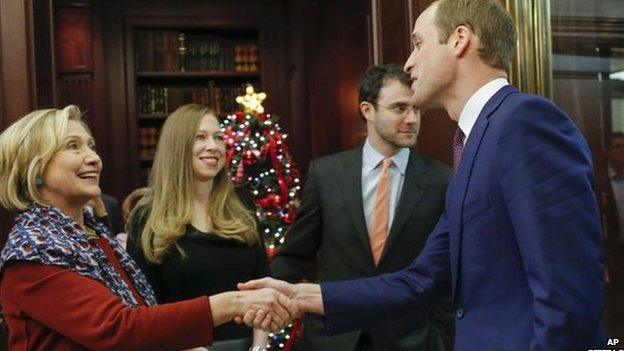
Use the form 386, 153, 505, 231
210, 277, 324, 332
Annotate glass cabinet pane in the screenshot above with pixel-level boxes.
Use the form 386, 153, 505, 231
551, 0, 624, 336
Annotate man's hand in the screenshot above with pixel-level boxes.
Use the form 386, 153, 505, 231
210, 287, 297, 332
234, 288, 298, 332
236, 277, 324, 326
238, 277, 297, 298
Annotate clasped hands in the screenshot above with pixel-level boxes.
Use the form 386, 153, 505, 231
231, 277, 324, 332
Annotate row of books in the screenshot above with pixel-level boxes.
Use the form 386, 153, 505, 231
134, 30, 260, 72
137, 83, 253, 116
139, 127, 159, 160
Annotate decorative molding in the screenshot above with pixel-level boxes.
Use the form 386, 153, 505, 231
55, 8, 93, 73
58, 73, 93, 115
553, 70, 602, 80
407, 0, 415, 38
54, 0, 93, 8
552, 16, 624, 37
552, 16, 624, 54
371, 0, 380, 65
506, 0, 553, 98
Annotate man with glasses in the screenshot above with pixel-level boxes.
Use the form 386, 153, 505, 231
270, 64, 452, 351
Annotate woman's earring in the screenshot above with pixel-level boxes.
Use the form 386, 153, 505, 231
35, 177, 44, 187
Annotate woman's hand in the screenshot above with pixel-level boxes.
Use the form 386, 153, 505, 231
209, 288, 298, 332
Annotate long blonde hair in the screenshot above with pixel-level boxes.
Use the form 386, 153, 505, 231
134, 104, 258, 263
0, 105, 85, 211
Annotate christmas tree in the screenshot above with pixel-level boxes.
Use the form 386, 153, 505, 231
223, 85, 302, 350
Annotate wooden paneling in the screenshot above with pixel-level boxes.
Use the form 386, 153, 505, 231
53, 0, 111, 196
375, 0, 412, 65
336, 1, 371, 151
417, 109, 455, 165
54, 7, 94, 115
284, 0, 312, 171
0, 0, 35, 122
58, 73, 93, 113
55, 8, 92, 72
0, 0, 36, 240
32, 0, 56, 107
285, 0, 374, 172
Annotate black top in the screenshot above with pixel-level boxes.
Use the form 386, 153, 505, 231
126, 207, 270, 341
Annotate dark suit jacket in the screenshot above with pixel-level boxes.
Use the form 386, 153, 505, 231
271, 147, 453, 351
101, 193, 124, 235
321, 86, 605, 350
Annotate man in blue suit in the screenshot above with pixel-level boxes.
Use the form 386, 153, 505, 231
239, 0, 604, 349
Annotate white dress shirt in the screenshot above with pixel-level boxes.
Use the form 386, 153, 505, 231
457, 78, 509, 145
361, 139, 409, 235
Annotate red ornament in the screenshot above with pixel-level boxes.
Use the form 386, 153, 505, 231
271, 195, 282, 207
283, 213, 293, 224
235, 162, 245, 184
259, 144, 270, 157
258, 197, 271, 208
266, 246, 278, 261
234, 111, 246, 123
243, 150, 256, 166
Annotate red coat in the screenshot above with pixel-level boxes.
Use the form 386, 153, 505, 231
1, 238, 214, 350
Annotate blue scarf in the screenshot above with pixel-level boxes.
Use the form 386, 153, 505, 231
0, 203, 158, 325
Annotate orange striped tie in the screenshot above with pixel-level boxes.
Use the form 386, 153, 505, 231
370, 158, 392, 266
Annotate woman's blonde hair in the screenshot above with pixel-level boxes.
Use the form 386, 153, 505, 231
0, 105, 85, 211
122, 187, 150, 221
134, 104, 259, 263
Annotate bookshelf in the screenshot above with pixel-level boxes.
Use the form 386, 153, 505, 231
100, 1, 290, 197
130, 27, 263, 184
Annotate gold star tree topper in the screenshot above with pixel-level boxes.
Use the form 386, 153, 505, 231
236, 85, 267, 114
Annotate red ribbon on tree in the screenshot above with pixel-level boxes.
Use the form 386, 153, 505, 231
266, 133, 290, 200
256, 112, 268, 122
233, 111, 246, 123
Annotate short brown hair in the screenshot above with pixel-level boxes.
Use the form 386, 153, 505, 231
434, 0, 516, 71
358, 64, 411, 105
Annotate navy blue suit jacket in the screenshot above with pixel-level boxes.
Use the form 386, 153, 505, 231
321, 86, 604, 350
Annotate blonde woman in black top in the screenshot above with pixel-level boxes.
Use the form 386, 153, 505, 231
127, 104, 270, 350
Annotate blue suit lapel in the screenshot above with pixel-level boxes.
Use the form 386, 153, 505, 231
449, 85, 518, 297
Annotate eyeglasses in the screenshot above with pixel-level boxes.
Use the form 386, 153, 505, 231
375, 103, 419, 116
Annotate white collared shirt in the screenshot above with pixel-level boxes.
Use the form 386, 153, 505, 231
457, 78, 509, 145
361, 139, 410, 235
